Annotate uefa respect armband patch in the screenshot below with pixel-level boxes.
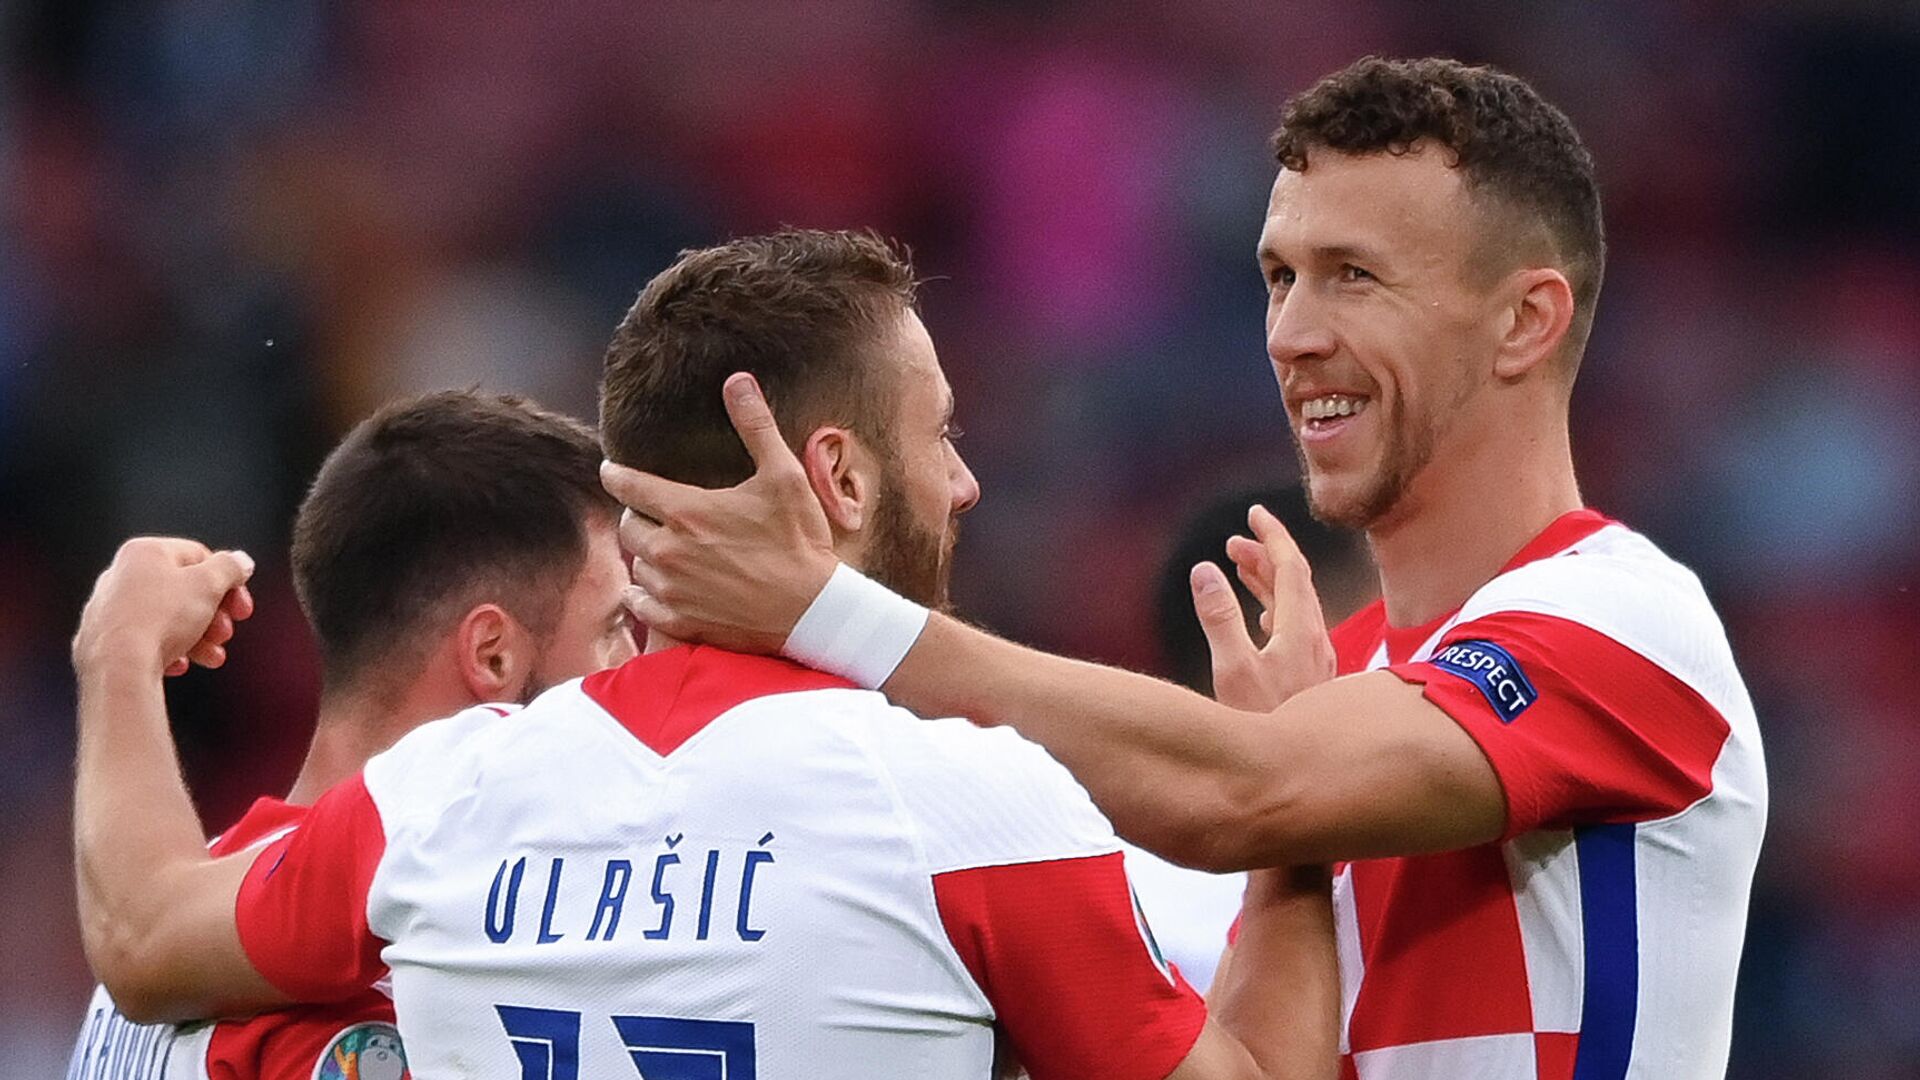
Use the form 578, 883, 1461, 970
1429, 640, 1537, 723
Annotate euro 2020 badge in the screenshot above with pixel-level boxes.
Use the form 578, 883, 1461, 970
314, 1021, 408, 1080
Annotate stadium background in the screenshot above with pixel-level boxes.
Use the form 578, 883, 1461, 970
2, 1, 1915, 1074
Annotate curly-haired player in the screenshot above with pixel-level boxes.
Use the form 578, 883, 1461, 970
602, 57, 1768, 1080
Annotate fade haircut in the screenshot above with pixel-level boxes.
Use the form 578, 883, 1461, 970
290, 391, 613, 690
599, 228, 920, 488
1273, 56, 1606, 360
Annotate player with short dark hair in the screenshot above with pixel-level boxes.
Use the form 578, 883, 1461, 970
67, 391, 635, 1080
69, 231, 1341, 1080
602, 58, 1768, 1080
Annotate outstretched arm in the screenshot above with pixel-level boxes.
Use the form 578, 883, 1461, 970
605, 375, 1505, 870
71, 538, 288, 1023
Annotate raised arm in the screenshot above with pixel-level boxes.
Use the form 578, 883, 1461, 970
71, 538, 288, 1023
605, 375, 1505, 870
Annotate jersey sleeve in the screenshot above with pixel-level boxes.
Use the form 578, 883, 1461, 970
1387, 608, 1732, 838
882, 715, 1206, 1080
234, 774, 389, 1002
933, 850, 1206, 1080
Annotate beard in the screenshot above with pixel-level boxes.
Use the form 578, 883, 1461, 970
863, 463, 957, 611
1298, 391, 1441, 531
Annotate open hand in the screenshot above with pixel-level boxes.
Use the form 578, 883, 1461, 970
73, 538, 256, 678
1187, 504, 1335, 712
600, 373, 839, 654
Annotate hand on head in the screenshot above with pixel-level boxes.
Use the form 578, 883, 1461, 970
600, 373, 838, 654
74, 537, 256, 678
1188, 504, 1336, 712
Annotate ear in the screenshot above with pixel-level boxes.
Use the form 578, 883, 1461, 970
1492, 268, 1576, 381
798, 426, 875, 536
453, 603, 533, 703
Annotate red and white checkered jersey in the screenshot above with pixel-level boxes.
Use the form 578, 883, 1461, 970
1321, 509, 1766, 1079
232, 647, 1205, 1080
65, 799, 408, 1080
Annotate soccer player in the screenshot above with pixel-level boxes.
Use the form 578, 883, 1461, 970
601, 60, 1768, 1079
70, 231, 1340, 1079
68, 391, 637, 1079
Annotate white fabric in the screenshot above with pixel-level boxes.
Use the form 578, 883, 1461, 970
1338, 522, 1767, 1079
357, 679, 1120, 1079
64, 985, 212, 1080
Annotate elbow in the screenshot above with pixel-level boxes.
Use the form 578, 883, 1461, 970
84, 918, 196, 1025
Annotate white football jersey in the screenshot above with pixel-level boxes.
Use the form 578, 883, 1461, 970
234, 647, 1205, 1080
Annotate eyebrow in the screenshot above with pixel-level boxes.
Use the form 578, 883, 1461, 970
1257, 242, 1383, 267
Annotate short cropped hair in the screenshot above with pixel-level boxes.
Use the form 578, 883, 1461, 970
290, 391, 612, 688
599, 228, 919, 489
1273, 57, 1606, 355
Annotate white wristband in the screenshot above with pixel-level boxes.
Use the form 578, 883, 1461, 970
782, 563, 930, 690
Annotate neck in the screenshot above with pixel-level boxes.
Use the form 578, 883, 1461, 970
1366, 412, 1582, 628
644, 627, 686, 654
284, 678, 476, 805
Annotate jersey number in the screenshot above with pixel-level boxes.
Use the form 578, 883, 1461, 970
496, 1005, 756, 1080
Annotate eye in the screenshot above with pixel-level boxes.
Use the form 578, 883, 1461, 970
1339, 264, 1374, 283
1265, 265, 1295, 289
943, 423, 965, 443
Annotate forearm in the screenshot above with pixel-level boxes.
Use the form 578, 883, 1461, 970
1206, 868, 1340, 1080
73, 656, 224, 1010
887, 618, 1504, 868
889, 615, 1293, 868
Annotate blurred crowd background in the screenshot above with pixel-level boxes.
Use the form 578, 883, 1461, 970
3, 0, 1916, 1074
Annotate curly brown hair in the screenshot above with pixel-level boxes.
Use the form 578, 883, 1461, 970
600, 228, 920, 489
1273, 57, 1605, 355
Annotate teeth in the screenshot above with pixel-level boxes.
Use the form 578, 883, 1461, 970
1302, 395, 1367, 421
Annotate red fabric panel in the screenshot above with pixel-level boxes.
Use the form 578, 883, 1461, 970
1344, 847, 1535, 1052
204, 997, 398, 1080
1534, 1031, 1579, 1080
933, 851, 1206, 1080
1330, 601, 1388, 674
582, 645, 855, 756
235, 774, 389, 1002
1389, 611, 1731, 838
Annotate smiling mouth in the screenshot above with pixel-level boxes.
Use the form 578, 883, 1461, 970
1299, 393, 1369, 432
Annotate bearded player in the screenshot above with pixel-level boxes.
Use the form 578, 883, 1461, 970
602, 59, 1767, 1080
68, 231, 1341, 1080
67, 391, 636, 1080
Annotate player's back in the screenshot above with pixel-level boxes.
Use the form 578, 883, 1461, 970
244, 645, 1193, 1079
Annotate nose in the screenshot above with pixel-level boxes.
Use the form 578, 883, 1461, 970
1266, 284, 1338, 370
948, 444, 981, 516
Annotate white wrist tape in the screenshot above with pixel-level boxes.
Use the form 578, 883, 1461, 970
782, 563, 930, 690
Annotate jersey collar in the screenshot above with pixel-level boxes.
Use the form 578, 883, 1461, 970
1376, 508, 1616, 664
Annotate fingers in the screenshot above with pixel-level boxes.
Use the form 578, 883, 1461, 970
195, 550, 256, 596
1190, 561, 1257, 668
722, 373, 804, 479
185, 641, 228, 669
600, 461, 698, 524
1246, 504, 1310, 571
1248, 505, 1325, 629
618, 507, 663, 566
221, 583, 255, 622
1226, 534, 1275, 606
620, 583, 684, 640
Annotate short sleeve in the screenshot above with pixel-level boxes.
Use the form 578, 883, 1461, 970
933, 850, 1206, 1080
234, 774, 389, 1002
1388, 610, 1732, 838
